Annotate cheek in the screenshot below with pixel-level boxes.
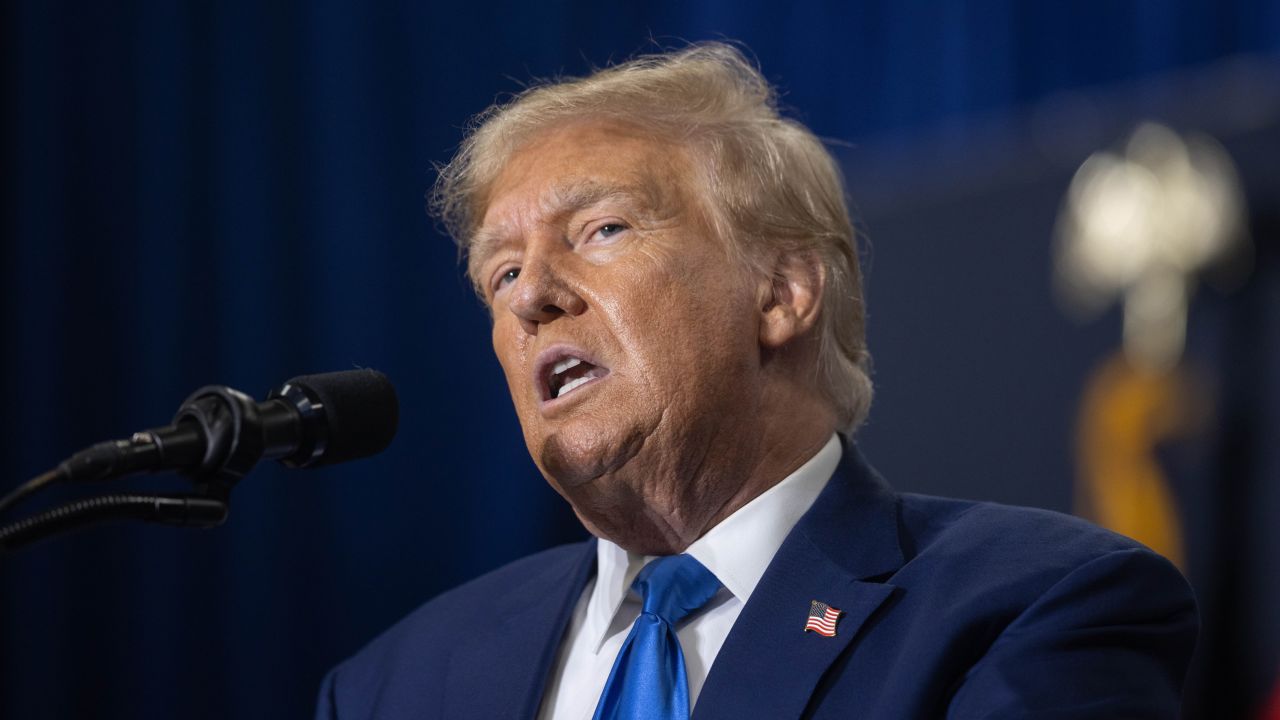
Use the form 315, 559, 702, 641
618, 277, 758, 395
677, 271, 761, 367
492, 320, 534, 400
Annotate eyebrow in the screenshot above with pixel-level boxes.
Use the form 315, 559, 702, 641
546, 179, 654, 217
468, 178, 660, 271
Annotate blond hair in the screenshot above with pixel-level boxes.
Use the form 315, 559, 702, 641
430, 42, 872, 434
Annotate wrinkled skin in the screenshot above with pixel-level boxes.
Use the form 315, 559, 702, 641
473, 119, 837, 555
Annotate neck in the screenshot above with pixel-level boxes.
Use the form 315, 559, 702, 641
693, 405, 836, 543
576, 381, 838, 556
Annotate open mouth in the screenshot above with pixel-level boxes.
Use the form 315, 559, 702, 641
541, 353, 610, 402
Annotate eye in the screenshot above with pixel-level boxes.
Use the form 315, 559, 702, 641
493, 267, 520, 294
589, 222, 628, 243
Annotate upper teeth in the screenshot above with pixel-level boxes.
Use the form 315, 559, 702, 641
552, 357, 582, 375
548, 356, 604, 399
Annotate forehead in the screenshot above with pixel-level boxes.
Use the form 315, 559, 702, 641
471, 121, 696, 252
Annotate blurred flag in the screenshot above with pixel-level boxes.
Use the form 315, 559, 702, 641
1055, 122, 1280, 718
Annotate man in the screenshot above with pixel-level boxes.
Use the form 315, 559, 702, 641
317, 43, 1197, 719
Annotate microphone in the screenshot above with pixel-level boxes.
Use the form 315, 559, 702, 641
57, 369, 398, 487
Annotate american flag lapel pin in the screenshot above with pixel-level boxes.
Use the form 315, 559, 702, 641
804, 599, 843, 637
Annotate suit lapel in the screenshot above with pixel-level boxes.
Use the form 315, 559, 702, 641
694, 445, 904, 720
692, 535, 896, 720
441, 539, 597, 720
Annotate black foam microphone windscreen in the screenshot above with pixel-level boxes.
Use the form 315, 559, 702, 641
284, 369, 399, 467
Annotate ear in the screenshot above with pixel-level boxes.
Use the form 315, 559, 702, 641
759, 250, 826, 350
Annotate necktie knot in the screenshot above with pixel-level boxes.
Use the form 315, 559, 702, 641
633, 554, 721, 627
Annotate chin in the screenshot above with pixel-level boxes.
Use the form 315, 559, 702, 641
533, 417, 648, 492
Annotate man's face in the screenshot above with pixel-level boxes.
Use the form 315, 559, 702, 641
473, 120, 766, 544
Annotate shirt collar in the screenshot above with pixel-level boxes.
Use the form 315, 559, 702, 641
584, 434, 842, 652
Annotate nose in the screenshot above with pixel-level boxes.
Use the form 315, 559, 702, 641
506, 251, 586, 334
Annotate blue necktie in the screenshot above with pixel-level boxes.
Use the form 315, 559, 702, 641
592, 554, 722, 720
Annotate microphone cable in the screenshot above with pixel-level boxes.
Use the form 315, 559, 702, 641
0, 469, 59, 518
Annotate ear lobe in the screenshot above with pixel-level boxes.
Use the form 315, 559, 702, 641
759, 251, 825, 350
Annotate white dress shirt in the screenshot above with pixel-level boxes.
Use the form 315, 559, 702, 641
537, 435, 842, 720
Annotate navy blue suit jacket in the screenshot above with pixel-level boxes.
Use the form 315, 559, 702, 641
316, 447, 1198, 719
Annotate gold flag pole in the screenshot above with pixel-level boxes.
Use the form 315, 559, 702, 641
1053, 122, 1250, 569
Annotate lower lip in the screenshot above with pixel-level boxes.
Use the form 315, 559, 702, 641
541, 371, 610, 412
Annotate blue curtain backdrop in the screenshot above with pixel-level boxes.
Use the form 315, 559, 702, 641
3, 2, 1279, 718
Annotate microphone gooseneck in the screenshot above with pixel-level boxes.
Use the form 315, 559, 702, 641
0, 369, 398, 551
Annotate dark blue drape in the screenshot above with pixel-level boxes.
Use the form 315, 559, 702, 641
3, 2, 1278, 718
